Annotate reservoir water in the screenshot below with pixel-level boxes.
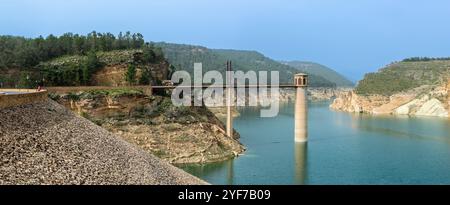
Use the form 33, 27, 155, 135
179, 101, 450, 185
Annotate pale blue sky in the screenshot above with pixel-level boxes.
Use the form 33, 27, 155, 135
1, 0, 450, 81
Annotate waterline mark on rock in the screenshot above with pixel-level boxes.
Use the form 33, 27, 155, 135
170, 63, 280, 117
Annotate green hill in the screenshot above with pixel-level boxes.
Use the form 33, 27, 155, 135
154, 42, 336, 87
37, 49, 167, 86
281, 61, 354, 87
355, 59, 450, 96
0, 32, 165, 87
0, 32, 338, 88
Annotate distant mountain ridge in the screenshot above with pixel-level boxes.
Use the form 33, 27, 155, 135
280, 61, 354, 87
154, 42, 337, 87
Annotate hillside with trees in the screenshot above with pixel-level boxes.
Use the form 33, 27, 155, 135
402, 57, 450, 62
155, 42, 336, 87
0, 31, 147, 69
355, 59, 450, 96
1, 32, 343, 88
281, 61, 354, 87
0, 32, 166, 87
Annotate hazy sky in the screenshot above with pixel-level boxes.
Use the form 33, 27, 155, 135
2, 0, 450, 81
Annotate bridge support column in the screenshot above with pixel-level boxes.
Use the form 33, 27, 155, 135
145, 84, 153, 96
226, 87, 233, 138
294, 74, 308, 142
226, 61, 233, 138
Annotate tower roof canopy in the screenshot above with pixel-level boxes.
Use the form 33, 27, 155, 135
295, 73, 308, 77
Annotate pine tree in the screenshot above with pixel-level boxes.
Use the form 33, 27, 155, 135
125, 64, 137, 85
82, 65, 90, 85
139, 68, 151, 85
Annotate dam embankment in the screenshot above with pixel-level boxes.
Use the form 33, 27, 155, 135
0, 93, 205, 185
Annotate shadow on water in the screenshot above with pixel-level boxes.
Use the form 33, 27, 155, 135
177, 160, 235, 185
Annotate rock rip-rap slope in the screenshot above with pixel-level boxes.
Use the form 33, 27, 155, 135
0, 100, 206, 185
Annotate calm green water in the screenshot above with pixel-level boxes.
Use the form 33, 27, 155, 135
179, 101, 450, 185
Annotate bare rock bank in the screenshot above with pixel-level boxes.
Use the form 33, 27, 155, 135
53, 90, 245, 164
330, 80, 449, 118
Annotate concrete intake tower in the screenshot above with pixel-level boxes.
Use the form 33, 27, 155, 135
294, 73, 308, 142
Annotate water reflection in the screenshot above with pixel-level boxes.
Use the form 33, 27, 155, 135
176, 158, 235, 184
226, 159, 234, 185
294, 142, 308, 184
348, 112, 450, 144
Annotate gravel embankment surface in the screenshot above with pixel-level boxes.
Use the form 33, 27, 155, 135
0, 100, 206, 185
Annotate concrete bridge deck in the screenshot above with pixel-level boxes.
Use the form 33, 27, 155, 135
151, 84, 301, 89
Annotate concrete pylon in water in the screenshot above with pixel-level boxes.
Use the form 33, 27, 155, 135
226, 61, 233, 138
294, 73, 308, 142
226, 86, 233, 138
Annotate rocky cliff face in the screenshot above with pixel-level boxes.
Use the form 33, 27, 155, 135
447, 77, 450, 110
308, 87, 352, 101
249, 87, 351, 103
331, 79, 449, 118
207, 88, 346, 119
92, 60, 170, 86
54, 90, 245, 164
91, 49, 171, 86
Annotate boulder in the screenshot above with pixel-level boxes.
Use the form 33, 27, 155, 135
415, 98, 448, 117
394, 95, 429, 115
